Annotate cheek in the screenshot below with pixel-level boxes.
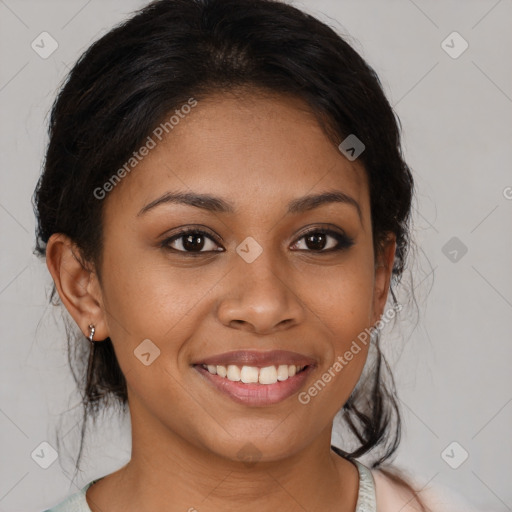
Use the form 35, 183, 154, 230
298, 249, 375, 390
100, 238, 204, 330
304, 248, 376, 334
295, 279, 374, 419
99, 243, 222, 379
308, 280, 373, 377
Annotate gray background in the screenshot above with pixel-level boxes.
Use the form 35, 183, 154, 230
0, 0, 511, 511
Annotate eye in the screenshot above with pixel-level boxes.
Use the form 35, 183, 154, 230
291, 227, 354, 252
161, 226, 354, 255
161, 229, 223, 254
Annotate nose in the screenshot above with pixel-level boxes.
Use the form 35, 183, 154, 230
215, 250, 306, 334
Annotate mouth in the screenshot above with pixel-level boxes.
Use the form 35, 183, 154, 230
197, 362, 309, 384
191, 350, 316, 406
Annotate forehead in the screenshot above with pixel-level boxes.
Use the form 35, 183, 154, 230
104, 91, 370, 222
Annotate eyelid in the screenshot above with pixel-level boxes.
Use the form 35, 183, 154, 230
294, 224, 349, 240
161, 225, 222, 242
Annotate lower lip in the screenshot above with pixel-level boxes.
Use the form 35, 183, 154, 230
194, 365, 314, 406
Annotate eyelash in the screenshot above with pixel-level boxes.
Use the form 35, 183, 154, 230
160, 226, 355, 255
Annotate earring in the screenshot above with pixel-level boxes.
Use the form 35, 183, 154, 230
88, 324, 95, 343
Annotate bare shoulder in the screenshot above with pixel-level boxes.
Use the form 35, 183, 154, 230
370, 466, 482, 512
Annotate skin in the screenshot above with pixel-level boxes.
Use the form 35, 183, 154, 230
46, 90, 396, 512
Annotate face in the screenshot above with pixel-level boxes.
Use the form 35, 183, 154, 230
53, 90, 395, 463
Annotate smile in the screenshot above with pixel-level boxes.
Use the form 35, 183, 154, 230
201, 363, 307, 384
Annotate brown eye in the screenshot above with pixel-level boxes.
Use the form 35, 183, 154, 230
304, 232, 328, 251
291, 229, 354, 252
181, 233, 207, 251
162, 229, 223, 253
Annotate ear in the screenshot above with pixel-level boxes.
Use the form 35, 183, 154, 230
371, 233, 396, 325
45, 233, 109, 341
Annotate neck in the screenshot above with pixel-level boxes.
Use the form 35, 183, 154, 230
88, 402, 360, 512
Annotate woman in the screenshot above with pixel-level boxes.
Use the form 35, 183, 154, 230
35, 0, 480, 510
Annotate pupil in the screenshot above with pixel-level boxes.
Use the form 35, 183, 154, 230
184, 234, 204, 251
306, 233, 325, 250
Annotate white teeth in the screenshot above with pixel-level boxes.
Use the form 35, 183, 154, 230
241, 366, 259, 383
227, 365, 241, 381
259, 366, 278, 384
201, 363, 306, 384
277, 365, 288, 381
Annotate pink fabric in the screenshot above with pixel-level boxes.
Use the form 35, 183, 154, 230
372, 469, 492, 512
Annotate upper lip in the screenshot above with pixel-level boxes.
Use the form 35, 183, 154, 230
195, 350, 317, 368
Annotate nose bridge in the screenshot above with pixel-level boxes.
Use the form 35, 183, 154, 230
216, 237, 304, 333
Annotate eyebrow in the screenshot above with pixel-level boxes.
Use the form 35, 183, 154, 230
137, 190, 362, 220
